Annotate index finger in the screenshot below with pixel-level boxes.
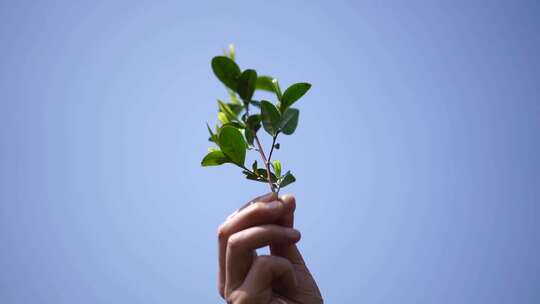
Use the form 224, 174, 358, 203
217, 192, 285, 298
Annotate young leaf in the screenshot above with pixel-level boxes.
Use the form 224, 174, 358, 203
218, 112, 229, 124
201, 150, 230, 166
222, 121, 245, 129
212, 56, 241, 91
256, 76, 275, 92
272, 79, 283, 101
260, 100, 281, 136
228, 89, 241, 104
272, 160, 282, 177
227, 44, 235, 61
280, 82, 311, 111
280, 108, 299, 135
237, 69, 257, 101
279, 171, 296, 188
252, 160, 258, 172
206, 123, 218, 143
218, 100, 237, 121
219, 126, 246, 166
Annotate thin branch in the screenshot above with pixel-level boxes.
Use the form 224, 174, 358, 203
267, 133, 278, 164
254, 135, 275, 192
244, 99, 275, 193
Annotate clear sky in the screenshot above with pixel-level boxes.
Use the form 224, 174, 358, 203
1, 1, 539, 303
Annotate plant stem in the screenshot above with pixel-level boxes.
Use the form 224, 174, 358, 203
267, 134, 278, 164
244, 100, 275, 193
254, 135, 275, 193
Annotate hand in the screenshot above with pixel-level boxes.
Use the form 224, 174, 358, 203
217, 193, 323, 303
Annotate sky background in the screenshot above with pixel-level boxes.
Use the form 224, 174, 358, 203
1, 1, 539, 303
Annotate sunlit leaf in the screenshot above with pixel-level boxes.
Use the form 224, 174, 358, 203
260, 100, 281, 136
219, 126, 246, 166
212, 56, 241, 90
256, 76, 275, 92
237, 69, 257, 101
272, 160, 282, 177
280, 108, 299, 135
279, 171, 296, 188
201, 150, 230, 166
280, 82, 311, 111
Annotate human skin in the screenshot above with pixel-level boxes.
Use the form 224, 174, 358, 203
217, 193, 323, 303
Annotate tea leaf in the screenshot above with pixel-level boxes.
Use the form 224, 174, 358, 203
212, 56, 241, 91
201, 150, 230, 166
219, 126, 246, 166
246, 114, 261, 132
218, 112, 229, 124
280, 108, 299, 135
256, 76, 275, 92
260, 100, 281, 136
218, 100, 238, 121
206, 123, 218, 143
237, 69, 257, 101
272, 160, 282, 177
279, 171, 296, 188
280, 82, 311, 111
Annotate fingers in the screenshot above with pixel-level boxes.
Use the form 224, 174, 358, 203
271, 194, 306, 265
225, 225, 301, 295
226, 192, 276, 220
241, 255, 297, 296
218, 193, 294, 298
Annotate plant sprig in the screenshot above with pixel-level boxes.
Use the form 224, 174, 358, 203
201, 45, 311, 194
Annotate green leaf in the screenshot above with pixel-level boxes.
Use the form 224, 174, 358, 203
242, 170, 267, 183
260, 100, 281, 136
222, 121, 245, 129
201, 150, 230, 166
280, 82, 311, 111
218, 100, 237, 121
244, 128, 255, 146
252, 160, 258, 172
237, 69, 257, 101
250, 100, 261, 107
246, 114, 261, 132
280, 108, 299, 135
226, 44, 235, 61
211, 56, 241, 91
218, 126, 246, 166
272, 160, 282, 177
206, 123, 218, 143
256, 76, 275, 92
256, 168, 277, 182
228, 103, 244, 115
279, 171, 296, 188
272, 79, 283, 100
218, 112, 229, 124
228, 89, 241, 104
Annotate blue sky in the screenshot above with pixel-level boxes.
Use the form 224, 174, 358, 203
1, 1, 539, 303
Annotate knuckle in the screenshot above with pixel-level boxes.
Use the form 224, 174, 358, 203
217, 224, 228, 241
227, 290, 250, 304
227, 232, 244, 250
250, 201, 268, 215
